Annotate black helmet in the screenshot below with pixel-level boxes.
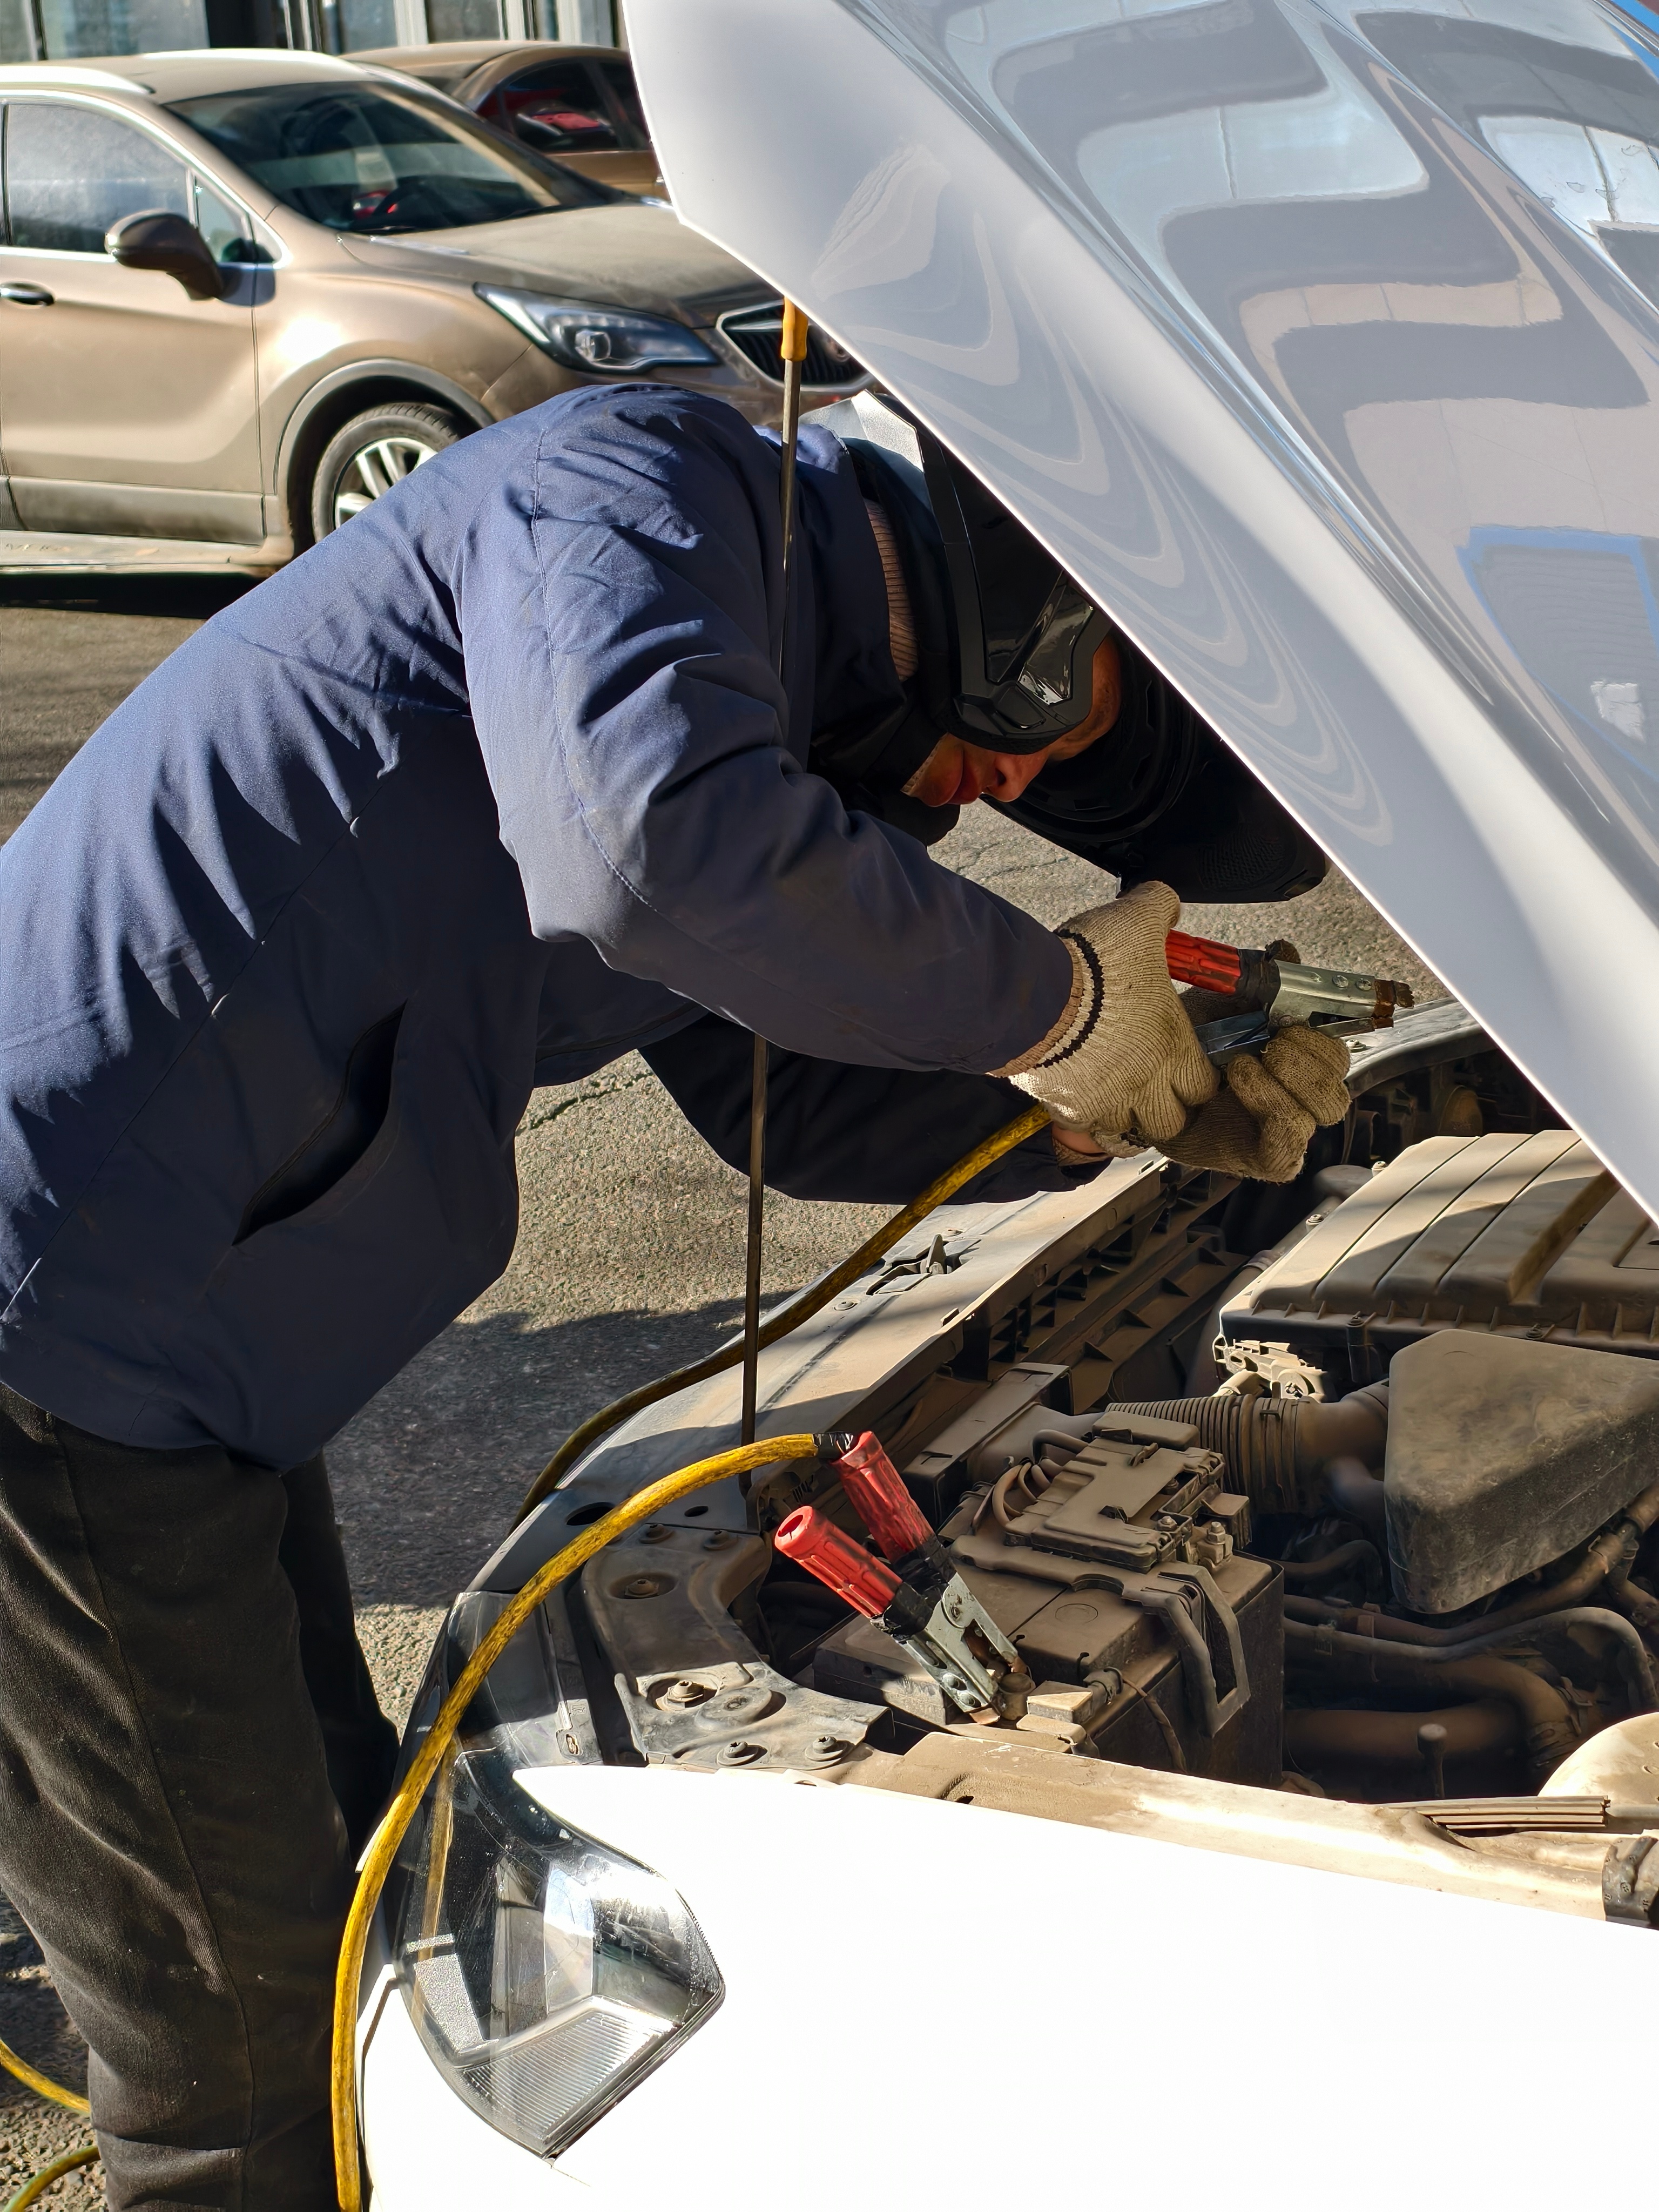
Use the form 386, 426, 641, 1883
812, 394, 1326, 902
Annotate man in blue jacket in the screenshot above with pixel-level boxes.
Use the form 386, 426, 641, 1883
0, 385, 1345, 2209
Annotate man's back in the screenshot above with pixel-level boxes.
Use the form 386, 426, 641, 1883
0, 385, 1056, 1467
0, 402, 539, 1466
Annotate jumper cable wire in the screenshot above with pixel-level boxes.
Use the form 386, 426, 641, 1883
333, 1100, 1049, 2206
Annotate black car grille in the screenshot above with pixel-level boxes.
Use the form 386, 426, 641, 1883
716, 301, 865, 388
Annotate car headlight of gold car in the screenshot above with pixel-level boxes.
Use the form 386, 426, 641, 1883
387, 1742, 723, 2159
477, 286, 718, 372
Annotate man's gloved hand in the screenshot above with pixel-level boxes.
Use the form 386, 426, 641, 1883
995, 882, 1218, 1151
1161, 1023, 1351, 1182
997, 888, 1351, 1182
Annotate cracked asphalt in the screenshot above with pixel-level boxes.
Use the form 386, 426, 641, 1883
0, 566, 1436, 2203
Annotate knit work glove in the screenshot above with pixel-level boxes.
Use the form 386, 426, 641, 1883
1161, 1023, 1351, 1183
995, 882, 1218, 1151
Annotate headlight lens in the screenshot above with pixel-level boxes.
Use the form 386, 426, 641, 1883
476, 285, 717, 372
390, 1744, 723, 2158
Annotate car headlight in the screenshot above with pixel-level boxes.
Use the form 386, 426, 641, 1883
476, 285, 717, 372
389, 1743, 723, 2158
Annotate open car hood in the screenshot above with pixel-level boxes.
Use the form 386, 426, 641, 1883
628, 0, 1659, 1221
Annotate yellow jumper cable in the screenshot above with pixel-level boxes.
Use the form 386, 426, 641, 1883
0, 2039, 87, 2115
338, 1103, 1055, 2204
3, 2144, 99, 2211
332, 1431, 823, 2210
517, 1101, 1050, 1519
0, 2031, 97, 2209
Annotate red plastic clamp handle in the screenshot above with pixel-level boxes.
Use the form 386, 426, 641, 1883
830, 1431, 933, 1561
774, 1506, 901, 1619
1165, 929, 1244, 996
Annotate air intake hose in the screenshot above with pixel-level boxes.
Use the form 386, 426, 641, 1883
1283, 1635, 1577, 1783
1106, 1382, 1388, 1515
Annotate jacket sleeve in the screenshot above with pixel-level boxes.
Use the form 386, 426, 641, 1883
458, 389, 1070, 1075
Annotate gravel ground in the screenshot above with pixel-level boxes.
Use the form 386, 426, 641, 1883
0, 567, 1440, 2204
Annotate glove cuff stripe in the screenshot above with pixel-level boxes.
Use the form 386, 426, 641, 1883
1035, 930, 1104, 1067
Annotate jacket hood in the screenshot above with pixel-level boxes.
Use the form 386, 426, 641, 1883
628, 0, 1659, 1222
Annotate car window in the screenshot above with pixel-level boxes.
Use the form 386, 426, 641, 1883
596, 60, 648, 145
5, 102, 190, 255
193, 174, 249, 264
484, 62, 619, 156
166, 80, 606, 235
425, 0, 502, 41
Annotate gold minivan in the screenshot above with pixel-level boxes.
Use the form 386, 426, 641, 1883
354, 39, 667, 199
0, 49, 867, 572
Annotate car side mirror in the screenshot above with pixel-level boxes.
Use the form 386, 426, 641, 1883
105, 210, 228, 301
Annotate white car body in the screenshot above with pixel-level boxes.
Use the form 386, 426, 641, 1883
360, 0, 1659, 2198
363, 1762, 1657, 2209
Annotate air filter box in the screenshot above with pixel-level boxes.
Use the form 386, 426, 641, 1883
1385, 1331, 1659, 1613
1219, 1130, 1659, 1386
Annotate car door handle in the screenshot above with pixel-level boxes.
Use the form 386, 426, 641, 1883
0, 283, 54, 306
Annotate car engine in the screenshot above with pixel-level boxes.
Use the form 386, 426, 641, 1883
402, 1005, 1659, 1974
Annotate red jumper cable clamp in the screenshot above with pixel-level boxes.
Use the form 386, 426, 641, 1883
781, 1431, 1031, 1721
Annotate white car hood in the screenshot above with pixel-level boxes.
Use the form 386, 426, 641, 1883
629, 0, 1659, 1221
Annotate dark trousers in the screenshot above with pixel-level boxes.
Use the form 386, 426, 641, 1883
0, 1384, 397, 2211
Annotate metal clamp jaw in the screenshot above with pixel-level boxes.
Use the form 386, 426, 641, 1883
778, 1431, 1032, 1723
884, 1536, 1027, 1719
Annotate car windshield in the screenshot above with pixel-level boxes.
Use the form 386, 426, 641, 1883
167, 79, 605, 233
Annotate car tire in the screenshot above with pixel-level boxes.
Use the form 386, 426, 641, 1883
308, 402, 464, 541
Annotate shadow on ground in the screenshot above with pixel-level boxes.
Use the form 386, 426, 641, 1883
329, 1293, 760, 1614
0, 574, 256, 842
0, 576, 257, 617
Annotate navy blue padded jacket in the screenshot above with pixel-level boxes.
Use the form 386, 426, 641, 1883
0, 386, 1069, 1468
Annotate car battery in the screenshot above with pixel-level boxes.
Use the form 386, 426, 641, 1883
813, 1410, 1283, 1784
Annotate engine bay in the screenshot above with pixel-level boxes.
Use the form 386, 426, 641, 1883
412, 1002, 1659, 1935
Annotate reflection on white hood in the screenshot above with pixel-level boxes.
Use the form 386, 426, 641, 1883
629, 0, 1659, 1219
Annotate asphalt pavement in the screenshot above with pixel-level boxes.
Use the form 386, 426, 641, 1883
0, 565, 1442, 2203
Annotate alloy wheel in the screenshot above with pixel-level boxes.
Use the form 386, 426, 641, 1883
331, 434, 441, 529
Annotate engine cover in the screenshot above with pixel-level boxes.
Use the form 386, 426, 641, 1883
1219, 1131, 1659, 1612
1219, 1130, 1659, 1382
